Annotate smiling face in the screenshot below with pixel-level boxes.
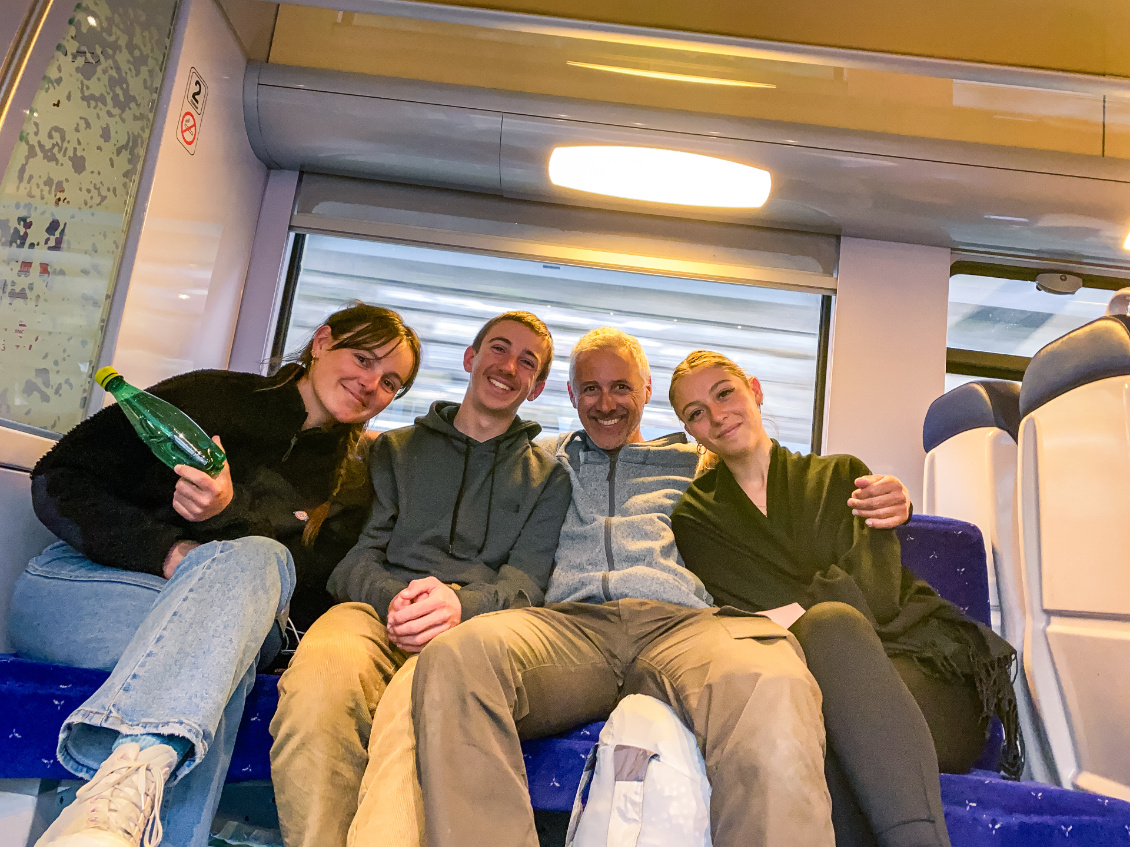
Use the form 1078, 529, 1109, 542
568, 346, 652, 451
462, 319, 551, 418
299, 326, 417, 428
672, 364, 767, 461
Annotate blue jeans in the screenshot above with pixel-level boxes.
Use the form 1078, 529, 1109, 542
8, 537, 296, 847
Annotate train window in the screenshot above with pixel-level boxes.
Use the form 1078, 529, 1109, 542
946, 267, 1122, 383
277, 235, 828, 452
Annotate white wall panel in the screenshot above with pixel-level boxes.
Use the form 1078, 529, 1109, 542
110, 0, 268, 390
824, 238, 950, 506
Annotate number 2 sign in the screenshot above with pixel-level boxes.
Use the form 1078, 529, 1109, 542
177, 68, 208, 155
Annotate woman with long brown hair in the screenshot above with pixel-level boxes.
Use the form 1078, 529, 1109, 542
12, 303, 420, 847
668, 350, 1019, 847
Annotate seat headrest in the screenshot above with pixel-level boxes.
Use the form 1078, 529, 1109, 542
922, 380, 1021, 453
1019, 315, 1130, 418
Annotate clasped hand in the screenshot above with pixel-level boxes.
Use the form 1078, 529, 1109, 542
848, 474, 910, 529
386, 576, 462, 653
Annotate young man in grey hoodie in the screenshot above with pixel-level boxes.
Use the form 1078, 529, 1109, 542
411, 327, 911, 847
270, 312, 572, 847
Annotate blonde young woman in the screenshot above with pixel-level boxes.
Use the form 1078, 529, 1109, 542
668, 350, 1020, 847
13, 303, 420, 847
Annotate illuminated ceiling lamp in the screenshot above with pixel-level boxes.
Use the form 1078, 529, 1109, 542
1124, 229, 1130, 250
548, 146, 771, 208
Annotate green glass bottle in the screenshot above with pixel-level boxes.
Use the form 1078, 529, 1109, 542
95, 366, 226, 476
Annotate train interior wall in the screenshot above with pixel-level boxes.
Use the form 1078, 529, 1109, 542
1, 0, 995, 504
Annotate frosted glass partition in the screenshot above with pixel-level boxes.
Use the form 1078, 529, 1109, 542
282, 236, 824, 452
0, 0, 179, 433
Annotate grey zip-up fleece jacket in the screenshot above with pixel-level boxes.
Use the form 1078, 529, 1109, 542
543, 431, 712, 608
328, 401, 572, 622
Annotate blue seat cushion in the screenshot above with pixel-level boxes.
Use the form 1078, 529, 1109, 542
0, 653, 278, 782
896, 514, 991, 626
941, 770, 1130, 847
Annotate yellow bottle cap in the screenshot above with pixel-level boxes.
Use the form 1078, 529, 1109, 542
94, 366, 122, 389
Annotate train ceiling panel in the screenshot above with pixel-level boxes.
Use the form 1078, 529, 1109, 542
245, 61, 1130, 266
339, 0, 1130, 80
268, 6, 1127, 161
252, 3, 1130, 266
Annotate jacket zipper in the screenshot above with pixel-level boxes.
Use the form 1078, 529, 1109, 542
281, 434, 298, 462
601, 454, 618, 601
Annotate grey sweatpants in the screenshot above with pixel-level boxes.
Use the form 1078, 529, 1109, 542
412, 599, 834, 847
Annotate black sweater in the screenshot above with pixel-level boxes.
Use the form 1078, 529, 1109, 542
31, 365, 368, 630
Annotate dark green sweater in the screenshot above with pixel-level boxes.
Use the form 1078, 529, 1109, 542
327, 401, 572, 622
672, 441, 1021, 777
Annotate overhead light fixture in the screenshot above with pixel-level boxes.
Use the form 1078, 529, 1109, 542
1124, 230, 1130, 250
548, 146, 772, 208
566, 61, 775, 89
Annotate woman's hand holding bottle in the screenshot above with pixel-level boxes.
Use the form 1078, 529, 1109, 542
172, 436, 233, 522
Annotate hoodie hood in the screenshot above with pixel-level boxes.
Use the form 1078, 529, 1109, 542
417, 400, 543, 447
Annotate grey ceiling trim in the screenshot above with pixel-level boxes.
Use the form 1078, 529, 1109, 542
274, 0, 1130, 98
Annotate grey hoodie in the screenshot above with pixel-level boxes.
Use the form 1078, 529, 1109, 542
543, 431, 712, 608
328, 401, 572, 621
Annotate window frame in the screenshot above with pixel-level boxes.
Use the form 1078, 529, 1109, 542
274, 231, 834, 452
946, 260, 1130, 383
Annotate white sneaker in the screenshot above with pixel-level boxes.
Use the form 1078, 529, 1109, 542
36, 742, 178, 847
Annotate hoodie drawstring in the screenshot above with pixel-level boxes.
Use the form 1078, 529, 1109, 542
448, 439, 472, 555
476, 443, 500, 557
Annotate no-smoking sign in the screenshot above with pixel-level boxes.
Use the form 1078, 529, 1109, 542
179, 111, 198, 150
177, 67, 207, 155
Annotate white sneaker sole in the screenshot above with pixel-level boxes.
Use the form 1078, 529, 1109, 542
39, 832, 138, 847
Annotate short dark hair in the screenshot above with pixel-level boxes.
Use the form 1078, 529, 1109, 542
471, 311, 554, 382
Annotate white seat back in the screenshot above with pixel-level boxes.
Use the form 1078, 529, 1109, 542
921, 381, 1055, 782
1017, 313, 1130, 800
923, 381, 1021, 638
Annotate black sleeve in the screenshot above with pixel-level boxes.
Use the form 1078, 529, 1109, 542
30, 370, 268, 575
31, 402, 184, 576
802, 457, 904, 625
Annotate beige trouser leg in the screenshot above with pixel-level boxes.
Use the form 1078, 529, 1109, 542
349, 654, 425, 847
414, 601, 834, 847
271, 603, 408, 847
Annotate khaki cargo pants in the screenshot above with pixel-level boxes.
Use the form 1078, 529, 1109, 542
269, 602, 424, 847
413, 599, 834, 847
